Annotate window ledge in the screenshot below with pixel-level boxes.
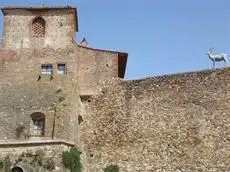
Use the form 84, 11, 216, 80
40, 74, 53, 76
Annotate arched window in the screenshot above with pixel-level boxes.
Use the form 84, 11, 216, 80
32, 17, 45, 37
31, 112, 45, 136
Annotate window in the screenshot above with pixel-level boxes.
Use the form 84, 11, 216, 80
31, 112, 45, 136
33, 119, 44, 136
32, 17, 45, 37
57, 64, 66, 75
41, 64, 52, 75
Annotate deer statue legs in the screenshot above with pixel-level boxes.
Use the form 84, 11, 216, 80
213, 60, 215, 69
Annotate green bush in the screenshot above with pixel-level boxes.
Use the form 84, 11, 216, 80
0, 159, 3, 168
104, 165, 119, 172
4, 156, 11, 172
62, 147, 82, 172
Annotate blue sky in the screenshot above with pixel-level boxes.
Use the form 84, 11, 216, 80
0, 0, 229, 79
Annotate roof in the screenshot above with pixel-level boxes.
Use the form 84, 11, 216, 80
1, 6, 78, 32
78, 45, 128, 78
118, 52, 128, 78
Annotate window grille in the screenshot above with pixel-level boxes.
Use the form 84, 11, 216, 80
57, 64, 66, 75
32, 17, 45, 37
41, 64, 53, 75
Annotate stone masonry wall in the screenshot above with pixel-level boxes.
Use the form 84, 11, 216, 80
0, 141, 74, 172
2, 9, 76, 50
0, 45, 123, 143
80, 68, 230, 172
0, 47, 79, 142
78, 46, 119, 96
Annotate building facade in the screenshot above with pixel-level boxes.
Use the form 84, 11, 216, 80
1, 6, 230, 172
0, 6, 127, 172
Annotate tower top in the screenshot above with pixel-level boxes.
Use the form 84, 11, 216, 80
1, 6, 79, 49
1, 6, 78, 32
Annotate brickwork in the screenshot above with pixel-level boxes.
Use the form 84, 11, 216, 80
32, 17, 45, 37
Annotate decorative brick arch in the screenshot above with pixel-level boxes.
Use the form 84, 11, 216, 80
31, 112, 45, 136
32, 17, 45, 37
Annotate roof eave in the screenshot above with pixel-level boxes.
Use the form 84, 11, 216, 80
118, 52, 128, 78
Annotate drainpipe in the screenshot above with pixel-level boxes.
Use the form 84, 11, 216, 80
52, 104, 57, 139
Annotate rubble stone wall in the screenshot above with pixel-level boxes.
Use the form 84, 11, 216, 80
81, 68, 230, 172
0, 141, 74, 172
2, 9, 76, 50
0, 48, 79, 141
78, 46, 119, 96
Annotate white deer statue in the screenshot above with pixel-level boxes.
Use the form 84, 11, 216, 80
206, 48, 228, 68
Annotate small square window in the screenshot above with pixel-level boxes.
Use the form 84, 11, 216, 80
41, 64, 52, 75
57, 64, 66, 75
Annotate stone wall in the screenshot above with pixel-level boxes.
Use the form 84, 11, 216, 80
0, 45, 124, 143
0, 6, 131, 172
0, 44, 125, 142
80, 68, 230, 172
2, 8, 76, 50
78, 46, 119, 96
0, 47, 79, 142
0, 140, 74, 172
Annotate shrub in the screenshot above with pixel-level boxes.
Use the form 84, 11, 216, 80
4, 156, 11, 172
0, 159, 3, 168
104, 165, 119, 172
62, 147, 82, 172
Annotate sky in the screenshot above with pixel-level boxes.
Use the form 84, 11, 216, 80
0, 0, 229, 79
